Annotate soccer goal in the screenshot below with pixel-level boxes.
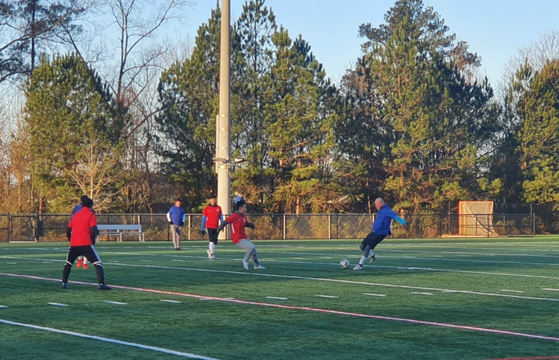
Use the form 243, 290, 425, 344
458, 201, 498, 237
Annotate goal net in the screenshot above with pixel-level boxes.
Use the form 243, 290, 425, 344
458, 201, 498, 236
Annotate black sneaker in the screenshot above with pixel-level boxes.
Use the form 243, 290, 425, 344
61, 283, 67, 289
98, 284, 112, 290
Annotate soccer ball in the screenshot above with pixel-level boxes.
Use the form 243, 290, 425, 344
340, 259, 350, 269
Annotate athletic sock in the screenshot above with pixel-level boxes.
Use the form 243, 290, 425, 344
209, 242, 216, 255
359, 255, 367, 266
94, 264, 105, 284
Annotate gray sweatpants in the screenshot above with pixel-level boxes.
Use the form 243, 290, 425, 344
235, 239, 260, 266
170, 225, 181, 249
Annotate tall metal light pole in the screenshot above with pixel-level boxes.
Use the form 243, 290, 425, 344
217, 0, 231, 227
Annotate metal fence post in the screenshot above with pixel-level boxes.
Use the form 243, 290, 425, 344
188, 214, 192, 240
328, 214, 331, 239
283, 214, 286, 240
8, 213, 11, 242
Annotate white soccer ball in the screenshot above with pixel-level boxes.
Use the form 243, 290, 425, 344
340, 259, 350, 269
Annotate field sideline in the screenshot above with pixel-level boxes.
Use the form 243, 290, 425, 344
1, 237, 558, 359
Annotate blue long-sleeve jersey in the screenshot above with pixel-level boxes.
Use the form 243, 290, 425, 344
373, 204, 406, 235
167, 205, 185, 225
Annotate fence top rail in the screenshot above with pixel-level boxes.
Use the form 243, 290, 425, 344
98, 224, 142, 230
0, 212, 537, 216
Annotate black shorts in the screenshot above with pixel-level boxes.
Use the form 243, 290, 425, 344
65, 245, 101, 265
360, 233, 386, 250
207, 228, 219, 244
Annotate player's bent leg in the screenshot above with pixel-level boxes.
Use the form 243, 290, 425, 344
235, 239, 255, 270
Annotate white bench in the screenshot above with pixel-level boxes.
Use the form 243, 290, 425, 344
97, 224, 145, 242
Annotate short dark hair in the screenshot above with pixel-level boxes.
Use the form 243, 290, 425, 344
80, 195, 94, 208
175, 198, 182, 202
235, 199, 246, 210
209, 194, 216, 199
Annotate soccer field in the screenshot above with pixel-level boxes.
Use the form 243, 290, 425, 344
1, 237, 558, 360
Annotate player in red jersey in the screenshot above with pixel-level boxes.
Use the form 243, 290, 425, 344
201, 194, 223, 259
216, 197, 266, 270
61, 195, 111, 290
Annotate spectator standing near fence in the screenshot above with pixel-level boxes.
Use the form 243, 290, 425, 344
216, 197, 265, 270
354, 198, 409, 271
167, 198, 185, 250
70, 202, 88, 269
201, 194, 223, 259
62, 195, 111, 290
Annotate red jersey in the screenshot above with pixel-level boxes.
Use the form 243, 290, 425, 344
68, 207, 97, 246
225, 212, 248, 244
203, 205, 223, 229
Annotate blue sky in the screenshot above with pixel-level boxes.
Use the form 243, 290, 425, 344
182, 0, 559, 87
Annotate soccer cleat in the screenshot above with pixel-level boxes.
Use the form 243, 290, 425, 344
98, 284, 112, 290
61, 282, 67, 289
370, 254, 377, 264
77, 258, 83, 268
207, 249, 213, 259
83, 262, 88, 269
242, 259, 249, 270
210, 254, 215, 260
353, 264, 363, 271
254, 265, 266, 270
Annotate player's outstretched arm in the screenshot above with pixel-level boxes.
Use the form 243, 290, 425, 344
216, 221, 229, 233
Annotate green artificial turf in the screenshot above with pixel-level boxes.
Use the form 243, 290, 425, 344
0, 237, 558, 359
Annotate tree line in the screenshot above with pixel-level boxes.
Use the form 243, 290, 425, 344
1, 0, 558, 230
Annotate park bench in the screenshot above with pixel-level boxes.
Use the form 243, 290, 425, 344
97, 224, 145, 242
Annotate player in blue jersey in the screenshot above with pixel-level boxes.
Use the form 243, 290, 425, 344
354, 198, 409, 270
167, 198, 185, 250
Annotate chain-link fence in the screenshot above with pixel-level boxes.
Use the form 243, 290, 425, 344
0, 212, 536, 242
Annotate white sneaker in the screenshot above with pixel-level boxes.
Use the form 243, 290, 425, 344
210, 254, 215, 260
353, 264, 363, 271
242, 259, 249, 270
370, 254, 377, 264
207, 249, 213, 259
254, 265, 266, 270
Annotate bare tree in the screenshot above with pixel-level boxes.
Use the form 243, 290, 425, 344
499, 30, 559, 96
100, 0, 192, 212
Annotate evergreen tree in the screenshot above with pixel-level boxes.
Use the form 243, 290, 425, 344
339, 0, 500, 212
23, 53, 121, 212
513, 60, 559, 207
266, 28, 337, 213
156, 5, 223, 206
230, 0, 277, 210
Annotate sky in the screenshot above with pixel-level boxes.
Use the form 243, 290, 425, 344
180, 0, 559, 87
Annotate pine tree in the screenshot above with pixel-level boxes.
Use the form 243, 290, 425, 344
266, 28, 337, 213
156, 5, 223, 205
23, 53, 121, 212
514, 60, 559, 207
339, 0, 500, 212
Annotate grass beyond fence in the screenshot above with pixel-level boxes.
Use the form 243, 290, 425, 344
0, 237, 558, 359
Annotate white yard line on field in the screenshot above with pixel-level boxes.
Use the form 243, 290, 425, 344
410, 292, 433, 296
2, 273, 558, 344
2, 256, 559, 303
0, 318, 219, 359
105, 301, 127, 305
